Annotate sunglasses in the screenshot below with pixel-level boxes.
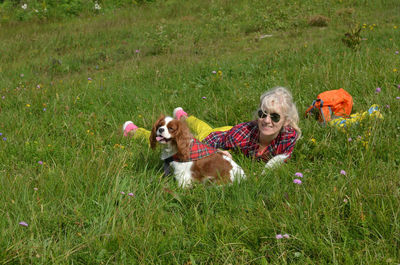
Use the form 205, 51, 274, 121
257, 109, 281, 123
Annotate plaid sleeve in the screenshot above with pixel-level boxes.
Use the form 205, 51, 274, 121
274, 127, 298, 158
203, 131, 230, 149
203, 122, 251, 150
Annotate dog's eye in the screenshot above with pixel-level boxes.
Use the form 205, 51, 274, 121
168, 127, 175, 132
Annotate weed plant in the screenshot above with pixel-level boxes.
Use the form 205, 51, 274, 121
1, 0, 400, 264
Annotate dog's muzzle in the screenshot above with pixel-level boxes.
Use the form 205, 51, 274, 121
156, 135, 171, 143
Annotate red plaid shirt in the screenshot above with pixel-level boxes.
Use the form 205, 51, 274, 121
203, 121, 298, 163
173, 138, 218, 162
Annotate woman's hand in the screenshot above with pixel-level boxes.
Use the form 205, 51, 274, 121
218, 149, 232, 159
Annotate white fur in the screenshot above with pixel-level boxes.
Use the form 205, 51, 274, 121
222, 155, 246, 183
170, 161, 194, 188
156, 116, 174, 140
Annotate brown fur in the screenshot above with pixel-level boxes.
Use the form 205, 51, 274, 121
191, 153, 233, 184
150, 115, 166, 149
170, 119, 191, 161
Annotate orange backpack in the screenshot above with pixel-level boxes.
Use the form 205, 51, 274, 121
305, 88, 353, 123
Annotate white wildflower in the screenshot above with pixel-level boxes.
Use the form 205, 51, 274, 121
21, 4, 28, 9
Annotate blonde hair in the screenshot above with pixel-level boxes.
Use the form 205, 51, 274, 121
258, 87, 301, 139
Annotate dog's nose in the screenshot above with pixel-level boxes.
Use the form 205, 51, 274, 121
158, 128, 164, 133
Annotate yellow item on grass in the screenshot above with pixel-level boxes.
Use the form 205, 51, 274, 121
329, 104, 383, 131
186, 116, 232, 141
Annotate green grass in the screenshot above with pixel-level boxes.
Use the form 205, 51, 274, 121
1, 0, 400, 263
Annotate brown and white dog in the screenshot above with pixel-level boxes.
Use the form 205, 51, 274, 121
150, 115, 246, 188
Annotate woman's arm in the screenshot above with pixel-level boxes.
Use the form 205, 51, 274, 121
203, 122, 250, 150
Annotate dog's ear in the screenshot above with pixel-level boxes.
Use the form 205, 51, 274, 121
150, 114, 165, 149
173, 120, 191, 161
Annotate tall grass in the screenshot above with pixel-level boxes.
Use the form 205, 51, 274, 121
1, 0, 399, 263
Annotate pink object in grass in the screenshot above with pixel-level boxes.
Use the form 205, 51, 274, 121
295, 172, 303, 178
173, 107, 188, 120
19, 221, 28, 227
340, 170, 347, 175
276, 234, 283, 239
123, 121, 138, 136
293, 179, 302, 184
375, 87, 381, 93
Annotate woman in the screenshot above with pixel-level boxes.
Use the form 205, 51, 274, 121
123, 87, 301, 168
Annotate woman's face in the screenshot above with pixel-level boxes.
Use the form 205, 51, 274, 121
257, 107, 287, 139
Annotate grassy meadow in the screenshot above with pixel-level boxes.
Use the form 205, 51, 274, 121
1, 0, 400, 263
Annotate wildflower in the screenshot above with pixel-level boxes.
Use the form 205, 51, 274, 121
26, 104, 31, 107
394, 69, 398, 72
88, 77, 92, 81
396, 51, 399, 55
1, 96, 4, 99
386, 105, 390, 108
34, 187, 38, 191
94, 2, 101, 10
38, 161, 43, 165
217, 70, 222, 76
19, 221, 28, 227
21, 4, 27, 10
276, 234, 283, 239
343, 198, 348, 203
212, 70, 217, 74
135, 49, 140, 53
394, 26, 398, 29
396, 97, 400, 100
202, 96, 206, 99
283, 234, 290, 239
348, 137, 352, 142
375, 87, 381, 93
3, 137, 7, 141
294, 172, 303, 178
43, 108, 46, 111
310, 138, 316, 144
20, 73, 24, 77
293, 179, 302, 185
37, 84, 41, 89
120, 191, 125, 195
0, 133, 2, 136
128, 192, 134, 197
340, 170, 347, 175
